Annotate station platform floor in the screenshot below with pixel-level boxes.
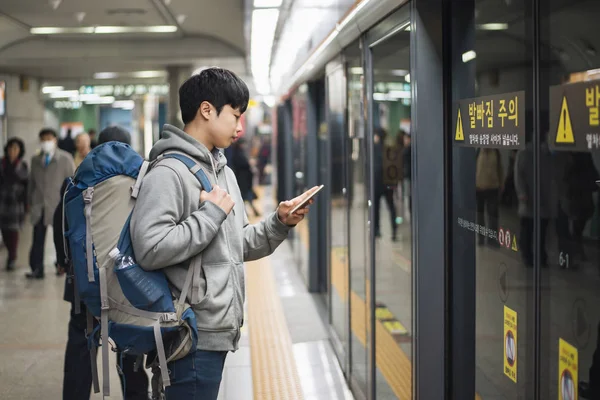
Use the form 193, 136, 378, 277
0, 185, 354, 400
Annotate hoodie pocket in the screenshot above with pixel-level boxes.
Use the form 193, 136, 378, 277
231, 262, 245, 327
194, 262, 236, 332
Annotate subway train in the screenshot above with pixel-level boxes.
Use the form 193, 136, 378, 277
269, 0, 600, 399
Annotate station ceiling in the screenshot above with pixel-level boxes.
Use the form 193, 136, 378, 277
0, 0, 249, 85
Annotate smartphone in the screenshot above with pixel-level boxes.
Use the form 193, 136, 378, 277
288, 185, 325, 216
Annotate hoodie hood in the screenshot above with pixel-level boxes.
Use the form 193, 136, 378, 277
150, 124, 228, 173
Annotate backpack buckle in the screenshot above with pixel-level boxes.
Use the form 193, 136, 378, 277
159, 313, 177, 323
83, 187, 94, 203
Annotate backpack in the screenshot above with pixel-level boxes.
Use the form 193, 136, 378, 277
63, 141, 212, 398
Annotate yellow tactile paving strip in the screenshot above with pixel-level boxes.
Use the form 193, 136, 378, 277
246, 256, 304, 400
332, 250, 481, 399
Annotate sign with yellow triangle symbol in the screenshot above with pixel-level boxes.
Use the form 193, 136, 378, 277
555, 96, 575, 144
511, 235, 518, 252
455, 109, 464, 141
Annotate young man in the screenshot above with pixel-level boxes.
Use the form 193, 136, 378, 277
27, 128, 75, 279
130, 67, 314, 399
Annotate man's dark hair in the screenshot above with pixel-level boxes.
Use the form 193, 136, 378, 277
98, 126, 131, 145
39, 128, 57, 139
179, 67, 249, 125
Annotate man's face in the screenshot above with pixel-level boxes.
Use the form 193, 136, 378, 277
207, 104, 243, 149
39, 133, 57, 154
40, 133, 57, 146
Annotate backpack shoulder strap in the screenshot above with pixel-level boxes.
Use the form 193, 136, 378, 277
157, 152, 213, 192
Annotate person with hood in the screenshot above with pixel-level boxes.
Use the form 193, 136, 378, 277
130, 67, 315, 399
0, 137, 28, 271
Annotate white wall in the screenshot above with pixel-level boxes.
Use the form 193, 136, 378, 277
0, 75, 45, 164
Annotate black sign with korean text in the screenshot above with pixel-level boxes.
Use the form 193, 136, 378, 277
453, 91, 526, 149
549, 80, 600, 152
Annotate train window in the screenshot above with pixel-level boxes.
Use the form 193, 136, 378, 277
345, 39, 370, 397
450, 0, 534, 398
326, 62, 350, 368
370, 20, 412, 400
540, 2, 600, 399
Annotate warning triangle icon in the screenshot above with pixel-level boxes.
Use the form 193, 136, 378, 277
511, 235, 518, 252
555, 96, 575, 144
455, 109, 464, 141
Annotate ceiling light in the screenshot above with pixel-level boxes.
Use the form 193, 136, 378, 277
85, 96, 115, 104
113, 100, 135, 110
31, 27, 94, 34
94, 72, 119, 79
75, 12, 86, 23
391, 69, 409, 77
94, 25, 177, 34
462, 50, 477, 63
71, 94, 101, 101
176, 14, 187, 24
477, 23, 508, 30
405, 73, 411, 83
388, 90, 411, 99
254, 0, 283, 7
251, 8, 279, 95
42, 86, 64, 94
350, 67, 363, 75
31, 25, 177, 35
50, 90, 80, 98
405, 26, 411, 31
131, 70, 166, 78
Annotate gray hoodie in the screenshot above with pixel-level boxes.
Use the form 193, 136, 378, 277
130, 124, 291, 351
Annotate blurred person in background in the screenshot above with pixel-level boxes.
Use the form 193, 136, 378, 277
0, 137, 28, 271
27, 128, 75, 279
230, 138, 261, 217
55, 126, 150, 400
73, 132, 91, 168
88, 128, 98, 149
58, 128, 76, 156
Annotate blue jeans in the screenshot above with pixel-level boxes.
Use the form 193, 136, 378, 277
165, 350, 228, 400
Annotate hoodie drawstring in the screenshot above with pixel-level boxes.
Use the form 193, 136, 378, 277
210, 154, 234, 215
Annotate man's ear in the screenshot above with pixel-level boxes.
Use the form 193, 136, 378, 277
198, 101, 212, 120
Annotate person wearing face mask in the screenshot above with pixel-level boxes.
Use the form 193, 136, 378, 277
26, 128, 75, 279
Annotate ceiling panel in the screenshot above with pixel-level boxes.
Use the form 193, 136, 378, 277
0, 0, 166, 27
169, 0, 245, 51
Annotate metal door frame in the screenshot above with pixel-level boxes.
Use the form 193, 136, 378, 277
364, 6, 412, 399
324, 55, 352, 379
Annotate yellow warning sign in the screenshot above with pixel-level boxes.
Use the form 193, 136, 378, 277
511, 235, 518, 252
383, 320, 408, 335
558, 338, 578, 400
556, 96, 575, 144
504, 306, 517, 383
455, 109, 464, 141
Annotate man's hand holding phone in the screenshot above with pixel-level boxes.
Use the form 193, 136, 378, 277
277, 185, 323, 226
